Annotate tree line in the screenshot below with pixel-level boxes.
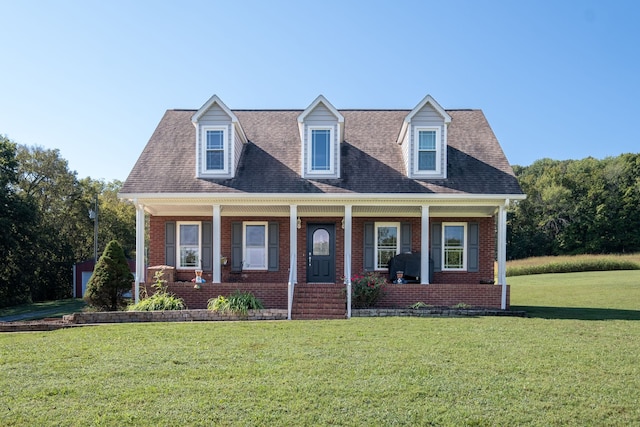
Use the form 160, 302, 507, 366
508, 153, 640, 259
1, 135, 135, 307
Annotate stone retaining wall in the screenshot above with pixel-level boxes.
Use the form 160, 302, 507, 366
1, 307, 526, 333
63, 309, 288, 324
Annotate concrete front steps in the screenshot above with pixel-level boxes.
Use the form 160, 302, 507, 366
291, 283, 347, 320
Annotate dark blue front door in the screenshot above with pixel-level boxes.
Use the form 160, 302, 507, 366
306, 224, 336, 283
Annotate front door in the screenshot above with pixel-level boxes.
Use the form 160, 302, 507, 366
306, 223, 336, 283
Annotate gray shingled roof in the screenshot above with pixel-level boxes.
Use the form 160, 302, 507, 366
121, 109, 523, 195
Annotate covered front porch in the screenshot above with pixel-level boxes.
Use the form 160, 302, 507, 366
130, 195, 514, 319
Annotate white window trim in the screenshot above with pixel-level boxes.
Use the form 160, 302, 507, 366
442, 222, 467, 271
201, 125, 229, 175
177, 221, 201, 270
243, 221, 268, 271
305, 126, 335, 176
374, 222, 401, 271
413, 126, 442, 176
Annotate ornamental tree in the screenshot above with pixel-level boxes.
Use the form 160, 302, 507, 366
84, 240, 133, 311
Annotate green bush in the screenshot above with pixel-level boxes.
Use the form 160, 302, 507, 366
84, 240, 134, 311
507, 257, 640, 277
128, 269, 185, 311
207, 291, 263, 316
350, 271, 387, 308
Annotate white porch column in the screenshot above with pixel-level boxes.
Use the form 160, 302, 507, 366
420, 205, 430, 284
134, 201, 145, 304
288, 205, 298, 320
497, 201, 509, 309
344, 205, 352, 318
212, 205, 222, 283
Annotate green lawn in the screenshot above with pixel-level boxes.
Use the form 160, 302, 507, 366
1, 272, 639, 426
510, 270, 640, 319
0, 298, 86, 321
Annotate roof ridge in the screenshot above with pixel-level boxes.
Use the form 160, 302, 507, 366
171, 108, 478, 112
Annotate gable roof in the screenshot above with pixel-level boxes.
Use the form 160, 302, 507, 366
297, 95, 345, 123
405, 94, 452, 123
121, 108, 523, 196
191, 94, 247, 144
396, 95, 452, 145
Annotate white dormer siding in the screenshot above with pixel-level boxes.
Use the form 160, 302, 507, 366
298, 95, 344, 179
397, 95, 451, 179
192, 95, 247, 179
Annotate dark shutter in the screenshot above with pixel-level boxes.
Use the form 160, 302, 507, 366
363, 222, 375, 271
467, 222, 479, 272
400, 222, 412, 253
201, 221, 212, 271
268, 222, 279, 271
165, 222, 176, 267
431, 223, 442, 272
231, 222, 243, 272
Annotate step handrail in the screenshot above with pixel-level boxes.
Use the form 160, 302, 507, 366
287, 253, 296, 320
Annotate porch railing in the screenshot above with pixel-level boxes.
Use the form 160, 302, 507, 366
345, 252, 352, 319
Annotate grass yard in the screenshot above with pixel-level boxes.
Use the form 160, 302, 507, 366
0, 298, 86, 321
1, 271, 639, 426
509, 270, 640, 319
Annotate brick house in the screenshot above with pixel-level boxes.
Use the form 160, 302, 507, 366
119, 94, 525, 319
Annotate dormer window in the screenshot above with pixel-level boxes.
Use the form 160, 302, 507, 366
203, 126, 228, 172
415, 127, 441, 174
298, 95, 344, 179
397, 95, 451, 179
309, 127, 334, 174
192, 95, 247, 179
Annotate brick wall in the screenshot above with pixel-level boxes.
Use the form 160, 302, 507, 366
136, 281, 508, 310
140, 282, 289, 310
149, 215, 291, 283
149, 214, 497, 286
378, 283, 509, 309
351, 216, 495, 284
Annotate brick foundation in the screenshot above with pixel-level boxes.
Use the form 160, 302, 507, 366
379, 283, 509, 309
135, 281, 509, 310
137, 282, 289, 310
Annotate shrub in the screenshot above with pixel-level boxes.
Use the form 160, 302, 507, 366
208, 291, 263, 316
84, 240, 134, 311
350, 272, 387, 308
451, 302, 472, 309
128, 269, 185, 311
409, 301, 432, 309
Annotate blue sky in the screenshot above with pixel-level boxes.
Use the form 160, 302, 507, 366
1, 0, 639, 182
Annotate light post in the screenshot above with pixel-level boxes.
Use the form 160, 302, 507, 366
88, 195, 98, 263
